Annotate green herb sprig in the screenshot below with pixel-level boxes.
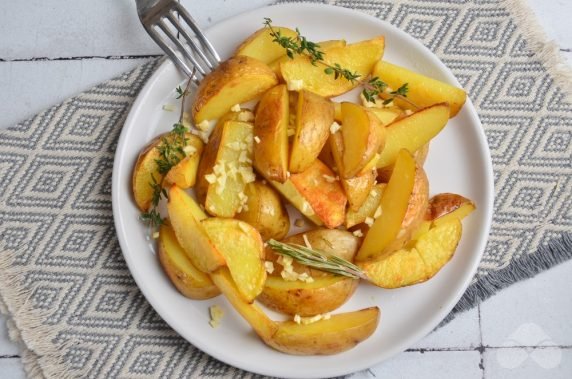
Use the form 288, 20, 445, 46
267, 239, 369, 281
139, 73, 195, 228
263, 18, 412, 106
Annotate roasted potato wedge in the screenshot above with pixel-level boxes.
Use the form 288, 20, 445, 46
236, 181, 290, 241
258, 276, 358, 316
373, 61, 467, 117
428, 193, 476, 226
164, 135, 204, 189
280, 37, 385, 97
265, 229, 360, 278
266, 306, 380, 355
254, 84, 289, 182
345, 183, 386, 228
192, 56, 278, 123
196, 120, 255, 217
340, 102, 385, 178
158, 224, 220, 299
290, 90, 334, 173
132, 135, 164, 212
167, 186, 226, 273
290, 160, 347, 228
357, 150, 429, 262
360, 218, 462, 288
235, 26, 298, 63
203, 218, 266, 303
377, 103, 449, 169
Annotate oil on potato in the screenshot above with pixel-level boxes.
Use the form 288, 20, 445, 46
258, 276, 358, 316
158, 224, 220, 299
289, 90, 334, 173
192, 55, 278, 123
254, 84, 289, 182
236, 181, 290, 241
234, 26, 298, 64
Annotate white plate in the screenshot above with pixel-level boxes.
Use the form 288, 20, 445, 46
112, 3, 494, 378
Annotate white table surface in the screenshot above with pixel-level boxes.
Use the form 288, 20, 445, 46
0, 1, 570, 378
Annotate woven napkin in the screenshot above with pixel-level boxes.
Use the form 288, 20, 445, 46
1, 0, 571, 377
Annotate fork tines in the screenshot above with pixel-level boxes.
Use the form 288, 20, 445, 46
139, 0, 221, 81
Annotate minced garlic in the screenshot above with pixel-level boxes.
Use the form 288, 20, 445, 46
287, 79, 304, 91
373, 205, 383, 219
230, 103, 241, 112
352, 229, 363, 237
237, 111, 254, 122
404, 109, 414, 116
329, 121, 341, 134
209, 305, 224, 328
365, 217, 374, 227
196, 119, 211, 131
322, 174, 337, 183
162, 104, 176, 112
264, 261, 275, 274
254, 136, 261, 144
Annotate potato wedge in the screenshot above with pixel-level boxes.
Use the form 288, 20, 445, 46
373, 61, 467, 117
158, 224, 220, 299
196, 121, 255, 217
254, 84, 289, 182
345, 183, 386, 229
428, 193, 476, 226
329, 130, 376, 211
235, 26, 298, 64
281, 37, 385, 97
164, 135, 204, 189
203, 218, 266, 303
258, 276, 358, 316
236, 181, 290, 241
267, 307, 380, 355
132, 135, 164, 211
377, 103, 450, 168
265, 229, 360, 278
357, 150, 423, 261
359, 219, 462, 288
290, 90, 334, 173
340, 103, 385, 178
167, 186, 225, 273
290, 160, 347, 228
192, 56, 278, 123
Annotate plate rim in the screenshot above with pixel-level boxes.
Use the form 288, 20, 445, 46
112, 3, 494, 377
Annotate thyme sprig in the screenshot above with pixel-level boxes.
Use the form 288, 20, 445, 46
267, 239, 369, 281
263, 18, 412, 106
140, 72, 195, 228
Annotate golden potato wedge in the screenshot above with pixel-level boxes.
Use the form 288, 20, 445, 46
236, 181, 290, 241
429, 194, 476, 227
340, 102, 385, 178
356, 150, 419, 261
289, 90, 334, 173
254, 84, 289, 182
234, 26, 298, 63
167, 186, 226, 273
359, 218, 462, 288
373, 61, 467, 117
196, 121, 255, 217
267, 306, 380, 355
281, 37, 385, 97
258, 276, 358, 316
290, 160, 347, 229
377, 103, 450, 169
164, 135, 204, 189
265, 229, 360, 278
158, 224, 220, 299
269, 40, 347, 79
132, 135, 164, 212
345, 183, 386, 229
260, 174, 324, 226
192, 56, 278, 123
329, 131, 376, 211
202, 218, 266, 303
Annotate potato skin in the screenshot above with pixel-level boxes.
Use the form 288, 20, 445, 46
192, 56, 278, 123
258, 276, 358, 316
236, 181, 290, 241
427, 192, 473, 221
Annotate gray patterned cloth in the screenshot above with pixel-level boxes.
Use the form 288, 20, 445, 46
1, 0, 571, 378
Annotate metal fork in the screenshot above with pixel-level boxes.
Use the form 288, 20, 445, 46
135, 0, 220, 81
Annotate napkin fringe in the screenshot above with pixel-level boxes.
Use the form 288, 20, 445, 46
503, 0, 572, 101
440, 232, 572, 326
0, 247, 76, 379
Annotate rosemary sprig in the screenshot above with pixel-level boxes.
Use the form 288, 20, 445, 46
267, 239, 369, 281
263, 18, 412, 106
